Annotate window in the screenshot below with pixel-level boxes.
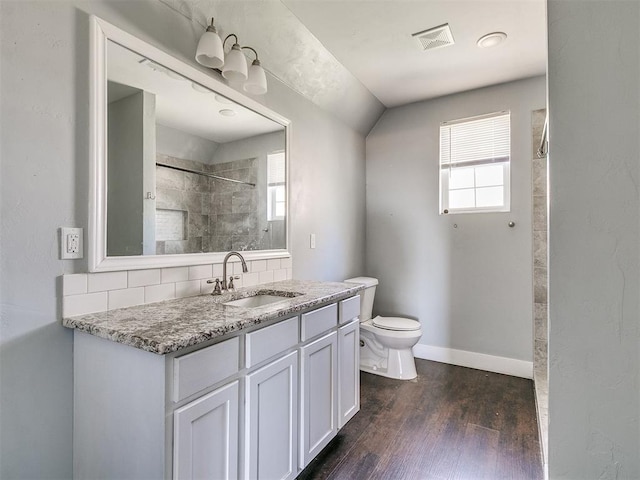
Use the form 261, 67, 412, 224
439, 111, 511, 214
267, 151, 286, 221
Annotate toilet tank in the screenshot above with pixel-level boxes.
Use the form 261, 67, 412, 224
344, 277, 379, 321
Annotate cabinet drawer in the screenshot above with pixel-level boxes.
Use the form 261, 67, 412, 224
339, 295, 360, 325
301, 303, 337, 341
173, 337, 240, 402
246, 317, 299, 368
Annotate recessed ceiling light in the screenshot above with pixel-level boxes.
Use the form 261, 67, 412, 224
219, 109, 236, 117
191, 82, 210, 93
215, 94, 234, 104
477, 32, 507, 48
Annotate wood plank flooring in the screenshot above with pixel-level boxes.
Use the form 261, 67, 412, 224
299, 359, 543, 480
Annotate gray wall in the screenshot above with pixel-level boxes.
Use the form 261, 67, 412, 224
366, 77, 546, 361
107, 90, 156, 256
156, 123, 219, 164
547, 1, 640, 478
0, 1, 366, 477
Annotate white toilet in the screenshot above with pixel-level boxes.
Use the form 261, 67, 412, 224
344, 277, 422, 380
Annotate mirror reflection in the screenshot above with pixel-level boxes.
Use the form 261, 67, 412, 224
106, 40, 286, 257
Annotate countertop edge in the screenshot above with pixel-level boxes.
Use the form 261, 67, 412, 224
63, 280, 364, 355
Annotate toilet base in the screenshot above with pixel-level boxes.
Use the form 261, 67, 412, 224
360, 347, 418, 380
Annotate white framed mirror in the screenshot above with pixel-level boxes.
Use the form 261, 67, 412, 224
89, 16, 290, 272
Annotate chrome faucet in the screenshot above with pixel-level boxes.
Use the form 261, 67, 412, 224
222, 251, 248, 291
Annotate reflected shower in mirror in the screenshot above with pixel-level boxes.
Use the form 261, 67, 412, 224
106, 40, 286, 257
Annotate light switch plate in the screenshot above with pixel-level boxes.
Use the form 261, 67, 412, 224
61, 227, 84, 259
310, 233, 316, 249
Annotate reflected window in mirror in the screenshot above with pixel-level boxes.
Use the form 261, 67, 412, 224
267, 151, 286, 222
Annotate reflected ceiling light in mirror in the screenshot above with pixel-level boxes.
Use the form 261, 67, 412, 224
215, 94, 233, 104
191, 82, 210, 93
219, 109, 236, 117
195, 18, 224, 68
195, 18, 268, 95
477, 32, 507, 48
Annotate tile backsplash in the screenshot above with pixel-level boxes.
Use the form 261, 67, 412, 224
62, 257, 292, 317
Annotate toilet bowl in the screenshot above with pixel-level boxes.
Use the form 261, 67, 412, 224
344, 277, 422, 380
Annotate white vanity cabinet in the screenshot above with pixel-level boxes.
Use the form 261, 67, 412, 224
338, 319, 360, 428
300, 331, 338, 468
72, 294, 360, 480
173, 381, 239, 479
245, 351, 299, 480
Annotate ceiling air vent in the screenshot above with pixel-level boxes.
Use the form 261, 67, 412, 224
412, 23, 455, 51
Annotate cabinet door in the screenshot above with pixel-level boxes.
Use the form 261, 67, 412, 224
245, 351, 299, 480
300, 331, 338, 469
174, 380, 239, 480
338, 319, 360, 428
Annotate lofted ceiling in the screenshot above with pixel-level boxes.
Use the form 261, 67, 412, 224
282, 0, 547, 108
159, 0, 546, 132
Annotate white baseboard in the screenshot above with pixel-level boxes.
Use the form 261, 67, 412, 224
413, 344, 533, 379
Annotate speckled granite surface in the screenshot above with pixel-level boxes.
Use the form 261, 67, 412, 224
63, 280, 363, 355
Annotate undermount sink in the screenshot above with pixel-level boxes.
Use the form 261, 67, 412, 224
220, 290, 303, 308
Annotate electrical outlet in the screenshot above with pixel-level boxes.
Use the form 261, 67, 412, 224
61, 227, 83, 259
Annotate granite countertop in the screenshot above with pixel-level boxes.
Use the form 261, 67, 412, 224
62, 280, 364, 355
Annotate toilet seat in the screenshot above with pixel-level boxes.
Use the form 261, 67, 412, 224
372, 316, 420, 332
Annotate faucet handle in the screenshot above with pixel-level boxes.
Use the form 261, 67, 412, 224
207, 278, 222, 295
228, 276, 235, 290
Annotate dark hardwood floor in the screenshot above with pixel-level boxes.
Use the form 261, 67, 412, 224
299, 359, 543, 480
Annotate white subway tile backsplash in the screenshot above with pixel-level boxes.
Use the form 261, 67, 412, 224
273, 269, 287, 282
128, 269, 161, 288
242, 272, 260, 287
252, 260, 267, 272
286, 269, 293, 280
200, 279, 215, 295
145, 283, 175, 303
63, 274, 87, 296
188, 264, 213, 280
62, 256, 293, 317
280, 257, 292, 269
267, 259, 281, 271
232, 261, 246, 275
259, 270, 274, 284
212, 263, 223, 277
161, 267, 189, 283
109, 288, 145, 310
63, 292, 108, 317
176, 280, 201, 298
88, 272, 127, 293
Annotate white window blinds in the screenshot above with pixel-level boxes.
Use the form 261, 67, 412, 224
267, 151, 285, 185
440, 112, 510, 168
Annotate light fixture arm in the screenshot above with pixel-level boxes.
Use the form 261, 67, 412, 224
205, 18, 217, 33
223, 34, 239, 50
241, 46, 260, 63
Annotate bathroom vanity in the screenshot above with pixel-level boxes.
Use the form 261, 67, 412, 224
63, 280, 363, 479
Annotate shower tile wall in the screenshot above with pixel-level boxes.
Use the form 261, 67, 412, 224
155, 153, 258, 253
531, 108, 548, 463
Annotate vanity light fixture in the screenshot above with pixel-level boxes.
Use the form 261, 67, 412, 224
221, 34, 247, 82
477, 32, 507, 48
242, 47, 267, 95
195, 18, 268, 94
195, 18, 224, 68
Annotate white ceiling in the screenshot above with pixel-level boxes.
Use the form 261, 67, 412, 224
107, 40, 283, 143
282, 0, 547, 108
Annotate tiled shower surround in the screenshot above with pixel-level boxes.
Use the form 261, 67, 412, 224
156, 153, 270, 254
532, 108, 548, 463
61, 257, 292, 318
